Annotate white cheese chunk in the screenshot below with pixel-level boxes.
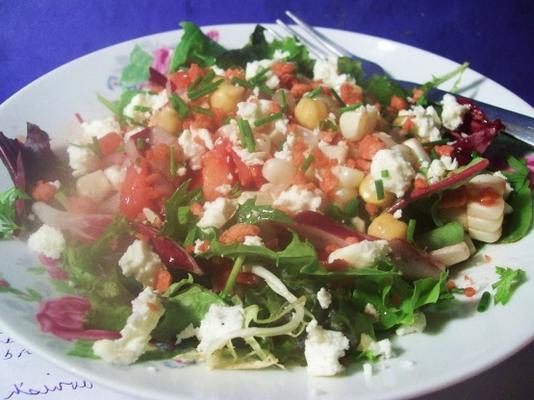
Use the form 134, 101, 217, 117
118, 239, 162, 287
197, 304, 245, 353
67, 145, 100, 177
81, 117, 120, 141
370, 147, 415, 197
398, 105, 442, 142
197, 198, 237, 229
123, 91, 168, 124
178, 128, 214, 171
316, 287, 332, 309
328, 240, 391, 268
304, 320, 349, 376
28, 224, 66, 259
93, 287, 164, 365
441, 94, 470, 130
313, 56, 355, 89
243, 235, 265, 247
273, 185, 323, 214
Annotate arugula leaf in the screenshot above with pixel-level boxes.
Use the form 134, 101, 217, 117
492, 267, 526, 305
276, 232, 317, 268
416, 62, 469, 106
216, 25, 271, 69
236, 199, 292, 224
152, 282, 224, 342
161, 180, 202, 241
169, 21, 226, 73
120, 45, 153, 86
503, 156, 529, 192
325, 198, 360, 225
338, 57, 365, 83
203, 240, 277, 260
271, 36, 315, 77
0, 187, 29, 239
364, 75, 407, 106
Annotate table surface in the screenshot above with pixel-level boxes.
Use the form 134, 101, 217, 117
1, 0, 533, 399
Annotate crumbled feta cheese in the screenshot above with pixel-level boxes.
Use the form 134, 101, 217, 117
123, 91, 168, 123
359, 334, 394, 360
177, 166, 187, 176
93, 287, 164, 365
427, 159, 447, 184
197, 304, 244, 352
193, 239, 208, 255
363, 362, 374, 378
245, 59, 279, 90
395, 312, 426, 336
175, 323, 197, 345
233, 146, 267, 166
178, 128, 214, 170
243, 235, 265, 247
313, 56, 355, 89
328, 240, 391, 268
211, 65, 226, 76
118, 240, 162, 287
103, 165, 127, 189
364, 303, 379, 320
370, 148, 416, 197
304, 320, 349, 376
316, 287, 332, 310
236, 100, 259, 124
318, 140, 348, 164
215, 184, 232, 195
67, 145, 100, 177
393, 209, 403, 219
441, 94, 470, 130
440, 155, 458, 171
398, 105, 442, 142
273, 185, 323, 214
142, 208, 161, 226
197, 198, 237, 229
28, 224, 65, 259
273, 132, 295, 161
81, 117, 120, 141
218, 123, 241, 146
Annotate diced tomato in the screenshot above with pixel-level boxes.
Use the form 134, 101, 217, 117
169, 70, 192, 91
464, 287, 476, 297
318, 168, 339, 196
290, 83, 314, 98
440, 187, 468, 209
402, 117, 414, 134
353, 134, 386, 161
249, 165, 266, 188
98, 132, 123, 156
390, 95, 408, 112
340, 83, 363, 105
219, 223, 260, 244
187, 63, 205, 83
412, 88, 424, 102
229, 148, 255, 188
119, 165, 155, 219
224, 68, 245, 80
272, 62, 296, 88
154, 268, 172, 293
435, 145, 454, 157
201, 147, 234, 201
414, 177, 428, 189
31, 180, 57, 203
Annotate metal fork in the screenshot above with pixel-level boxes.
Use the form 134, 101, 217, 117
273, 10, 534, 147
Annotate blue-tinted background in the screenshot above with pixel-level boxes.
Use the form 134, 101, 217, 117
1, 0, 533, 399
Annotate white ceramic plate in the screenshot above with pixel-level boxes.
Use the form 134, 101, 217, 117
0, 24, 533, 400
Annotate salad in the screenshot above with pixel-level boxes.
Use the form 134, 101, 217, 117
0, 22, 530, 376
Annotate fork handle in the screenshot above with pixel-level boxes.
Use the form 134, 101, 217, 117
394, 79, 534, 148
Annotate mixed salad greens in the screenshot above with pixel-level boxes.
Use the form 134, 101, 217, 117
0, 22, 530, 376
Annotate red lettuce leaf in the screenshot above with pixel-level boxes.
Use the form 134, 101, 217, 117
451, 98, 505, 165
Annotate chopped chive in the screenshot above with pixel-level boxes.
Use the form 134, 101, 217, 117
329, 86, 346, 107
135, 137, 145, 150
231, 77, 254, 89
169, 148, 176, 178
374, 179, 384, 200
191, 105, 214, 116
477, 291, 492, 312
190, 70, 216, 91
188, 79, 224, 100
254, 112, 283, 127
431, 148, 438, 159
406, 219, 416, 243
238, 118, 255, 152
306, 87, 323, 98
169, 93, 189, 119
258, 83, 274, 96
90, 136, 102, 157
301, 154, 314, 172
248, 67, 270, 86
340, 103, 362, 113
133, 105, 151, 113
381, 169, 390, 178
97, 94, 118, 114
279, 90, 288, 113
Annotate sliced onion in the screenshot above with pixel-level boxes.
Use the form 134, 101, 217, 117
150, 126, 177, 146
32, 202, 112, 242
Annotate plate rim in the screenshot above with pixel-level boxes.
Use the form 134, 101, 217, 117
0, 22, 533, 400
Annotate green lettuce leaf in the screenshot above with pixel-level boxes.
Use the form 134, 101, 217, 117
161, 180, 202, 241
169, 21, 226, 72
0, 187, 29, 239
235, 199, 292, 225
120, 45, 153, 86
364, 75, 407, 106
492, 267, 526, 305
271, 36, 315, 77
216, 25, 271, 69
338, 57, 365, 83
